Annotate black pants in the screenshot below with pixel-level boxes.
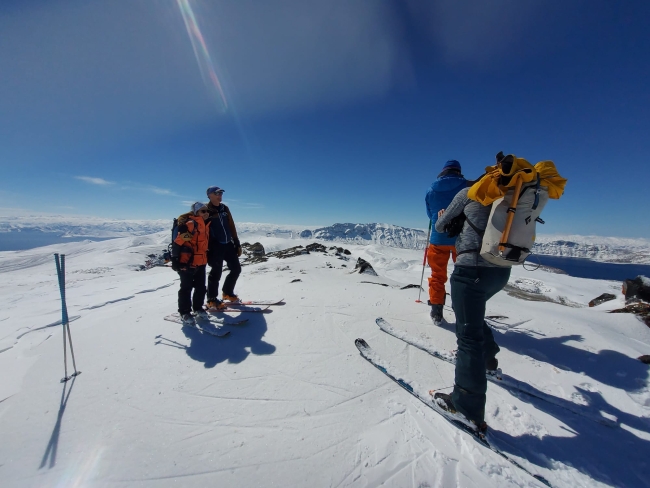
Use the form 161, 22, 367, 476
207, 242, 241, 299
177, 265, 207, 315
450, 265, 511, 424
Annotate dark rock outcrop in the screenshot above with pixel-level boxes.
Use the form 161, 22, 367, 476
267, 245, 310, 259
306, 243, 328, 253
589, 293, 617, 307
241, 242, 268, 264
623, 276, 650, 304
609, 302, 650, 327
354, 258, 377, 276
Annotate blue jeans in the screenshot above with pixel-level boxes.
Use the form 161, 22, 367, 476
451, 265, 511, 423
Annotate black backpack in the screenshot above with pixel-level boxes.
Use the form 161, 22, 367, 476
163, 218, 194, 270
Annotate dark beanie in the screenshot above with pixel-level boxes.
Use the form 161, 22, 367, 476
442, 160, 461, 171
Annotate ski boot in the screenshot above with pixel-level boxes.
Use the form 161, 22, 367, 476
485, 357, 502, 380
181, 313, 196, 327
222, 293, 241, 303
206, 298, 226, 311
430, 304, 444, 325
194, 310, 209, 320
433, 393, 488, 433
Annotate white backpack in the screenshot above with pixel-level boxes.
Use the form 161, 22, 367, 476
480, 176, 549, 266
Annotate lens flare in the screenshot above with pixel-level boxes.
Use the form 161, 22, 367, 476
177, 0, 228, 112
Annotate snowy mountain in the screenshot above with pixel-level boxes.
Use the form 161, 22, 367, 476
0, 213, 168, 238
298, 222, 427, 249
1, 230, 649, 487
2, 213, 650, 264
295, 224, 650, 264
533, 235, 650, 264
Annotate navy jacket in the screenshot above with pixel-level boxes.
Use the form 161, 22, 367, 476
425, 173, 467, 246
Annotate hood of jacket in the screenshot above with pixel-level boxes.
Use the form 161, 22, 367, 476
430, 173, 467, 192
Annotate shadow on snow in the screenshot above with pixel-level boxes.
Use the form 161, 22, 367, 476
438, 317, 650, 486
156, 312, 275, 368
39, 376, 78, 469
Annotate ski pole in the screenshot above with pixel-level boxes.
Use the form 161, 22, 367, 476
415, 220, 432, 303
54, 254, 81, 383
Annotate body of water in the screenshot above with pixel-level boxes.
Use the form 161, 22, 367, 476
0, 230, 115, 251
530, 254, 650, 281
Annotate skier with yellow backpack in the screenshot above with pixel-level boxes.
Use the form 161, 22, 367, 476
432, 152, 567, 431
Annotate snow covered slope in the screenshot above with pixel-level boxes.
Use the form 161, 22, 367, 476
1, 231, 649, 487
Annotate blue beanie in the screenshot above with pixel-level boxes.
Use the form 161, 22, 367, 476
442, 160, 461, 171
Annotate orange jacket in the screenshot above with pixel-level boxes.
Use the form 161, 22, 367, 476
174, 214, 211, 267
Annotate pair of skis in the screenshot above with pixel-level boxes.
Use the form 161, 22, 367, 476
164, 299, 284, 338
204, 298, 284, 314
375, 318, 616, 427
163, 313, 247, 337
357, 318, 563, 487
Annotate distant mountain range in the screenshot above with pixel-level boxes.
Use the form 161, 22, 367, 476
1, 215, 649, 264
0, 214, 168, 238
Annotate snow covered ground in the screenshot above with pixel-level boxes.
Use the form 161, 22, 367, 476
1, 231, 649, 487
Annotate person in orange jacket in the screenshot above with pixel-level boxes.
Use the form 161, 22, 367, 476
174, 202, 211, 326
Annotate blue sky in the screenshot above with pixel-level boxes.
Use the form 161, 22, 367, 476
1, 0, 649, 237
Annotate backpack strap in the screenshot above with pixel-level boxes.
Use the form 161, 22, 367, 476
517, 173, 542, 210
456, 215, 486, 256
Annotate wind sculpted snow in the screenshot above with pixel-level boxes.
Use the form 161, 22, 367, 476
0, 230, 649, 487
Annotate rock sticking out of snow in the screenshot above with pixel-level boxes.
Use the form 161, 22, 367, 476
623, 276, 650, 304
354, 257, 377, 276
610, 302, 650, 327
589, 293, 617, 307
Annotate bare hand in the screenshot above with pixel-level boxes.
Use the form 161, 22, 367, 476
438, 209, 445, 218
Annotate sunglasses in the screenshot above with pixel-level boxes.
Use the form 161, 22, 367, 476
198, 209, 209, 214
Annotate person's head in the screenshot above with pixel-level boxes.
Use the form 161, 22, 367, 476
191, 202, 210, 220
442, 160, 461, 173
438, 159, 462, 178
206, 186, 224, 205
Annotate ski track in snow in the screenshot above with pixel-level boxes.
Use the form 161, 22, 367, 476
0, 231, 649, 487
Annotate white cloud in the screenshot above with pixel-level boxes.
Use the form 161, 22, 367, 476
236, 203, 265, 210
148, 187, 175, 196
75, 176, 114, 186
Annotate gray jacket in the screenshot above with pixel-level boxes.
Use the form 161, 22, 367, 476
434, 188, 500, 267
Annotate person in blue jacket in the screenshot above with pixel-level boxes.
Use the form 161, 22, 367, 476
425, 160, 467, 324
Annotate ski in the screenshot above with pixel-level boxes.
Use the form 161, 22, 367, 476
224, 299, 284, 306
195, 323, 230, 338
163, 314, 231, 337
376, 317, 617, 428
164, 312, 248, 326
355, 338, 552, 488
206, 305, 270, 313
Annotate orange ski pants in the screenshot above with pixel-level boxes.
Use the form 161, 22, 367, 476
427, 244, 457, 305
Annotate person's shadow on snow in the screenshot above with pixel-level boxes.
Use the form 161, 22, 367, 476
489, 380, 650, 487
175, 312, 275, 368
492, 328, 649, 394
441, 314, 650, 485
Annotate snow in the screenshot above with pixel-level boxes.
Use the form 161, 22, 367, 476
1, 230, 649, 487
